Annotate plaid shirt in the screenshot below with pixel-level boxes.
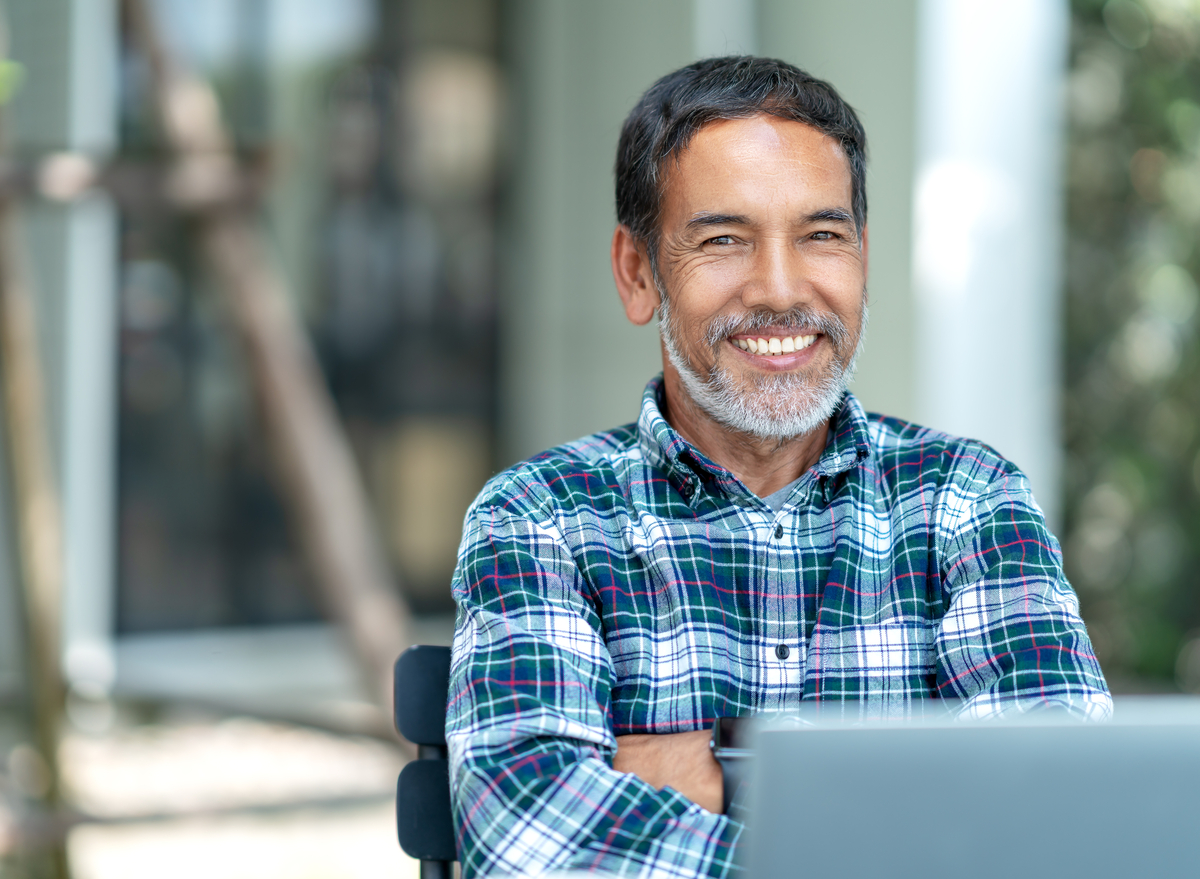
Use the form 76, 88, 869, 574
447, 376, 1110, 878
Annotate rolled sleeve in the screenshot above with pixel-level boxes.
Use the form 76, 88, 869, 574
447, 501, 742, 878
933, 467, 1112, 720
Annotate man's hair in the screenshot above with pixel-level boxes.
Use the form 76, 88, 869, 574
615, 56, 868, 264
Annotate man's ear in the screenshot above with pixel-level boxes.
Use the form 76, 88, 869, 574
611, 225, 658, 326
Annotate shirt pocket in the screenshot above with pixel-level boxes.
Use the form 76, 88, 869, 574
806, 618, 936, 705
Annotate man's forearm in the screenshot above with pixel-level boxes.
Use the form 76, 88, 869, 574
613, 729, 723, 813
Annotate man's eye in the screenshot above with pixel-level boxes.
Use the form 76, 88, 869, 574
705, 235, 735, 246
811, 231, 835, 241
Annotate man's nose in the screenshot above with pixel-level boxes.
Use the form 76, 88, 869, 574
739, 240, 811, 312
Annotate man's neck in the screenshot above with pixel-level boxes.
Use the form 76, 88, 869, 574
659, 369, 830, 498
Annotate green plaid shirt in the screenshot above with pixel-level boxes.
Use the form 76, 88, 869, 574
447, 376, 1110, 878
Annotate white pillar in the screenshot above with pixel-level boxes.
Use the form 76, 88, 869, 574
913, 0, 1068, 527
61, 192, 118, 697
62, 0, 119, 697
7, 0, 120, 696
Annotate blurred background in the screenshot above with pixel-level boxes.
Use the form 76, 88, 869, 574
0, 0, 1194, 876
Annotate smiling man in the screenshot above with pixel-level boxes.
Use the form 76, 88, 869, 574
446, 57, 1110, 878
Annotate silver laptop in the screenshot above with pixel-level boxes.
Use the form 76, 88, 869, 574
746, 698, 1200, 878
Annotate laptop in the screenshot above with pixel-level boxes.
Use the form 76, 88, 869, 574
745, 698, 1200, 878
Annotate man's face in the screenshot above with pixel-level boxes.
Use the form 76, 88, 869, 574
653, 114, 867, 439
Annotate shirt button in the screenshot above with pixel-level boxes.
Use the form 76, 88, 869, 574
775, 644, 790, 660
773, 524, 783, 539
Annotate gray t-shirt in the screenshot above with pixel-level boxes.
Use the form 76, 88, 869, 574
760, 476, 803, 512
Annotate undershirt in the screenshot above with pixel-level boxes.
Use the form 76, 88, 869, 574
761, 476, 803, 511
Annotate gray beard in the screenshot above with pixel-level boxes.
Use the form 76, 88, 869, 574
658, 292, 867, 441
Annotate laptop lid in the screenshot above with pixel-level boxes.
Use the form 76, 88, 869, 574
745, 698, 1200, 878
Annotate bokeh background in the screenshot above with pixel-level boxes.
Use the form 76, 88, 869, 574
0, 0, 1194, 876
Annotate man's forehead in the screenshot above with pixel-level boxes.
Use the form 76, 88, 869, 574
679, 114, 845, 161
661, 115, 854, 208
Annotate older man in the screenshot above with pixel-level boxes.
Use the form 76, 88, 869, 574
446, 56, 1110, 878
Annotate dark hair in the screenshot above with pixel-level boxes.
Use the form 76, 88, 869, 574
615, 56, 868, 263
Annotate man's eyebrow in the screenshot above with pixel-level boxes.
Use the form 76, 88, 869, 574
683, 213, 750, 232
803, 208, 856, 225
684, 208, 857, 231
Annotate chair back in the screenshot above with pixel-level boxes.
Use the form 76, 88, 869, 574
394, 645, 456, 876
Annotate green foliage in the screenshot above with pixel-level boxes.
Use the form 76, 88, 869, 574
1064, 0, 1200, 689
0, 60, 24, 104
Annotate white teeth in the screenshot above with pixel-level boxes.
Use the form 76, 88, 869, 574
735, 333, 819, 356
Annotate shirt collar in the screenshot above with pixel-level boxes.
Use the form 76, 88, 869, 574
636, 374, 872, 502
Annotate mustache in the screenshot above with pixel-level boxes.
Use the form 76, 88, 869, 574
701, 306, 853, 351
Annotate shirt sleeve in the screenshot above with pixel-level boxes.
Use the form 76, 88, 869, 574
932, 462, 1112, 719
446, 499, 742, 878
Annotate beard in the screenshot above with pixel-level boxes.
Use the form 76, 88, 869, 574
658, 290, 867, 441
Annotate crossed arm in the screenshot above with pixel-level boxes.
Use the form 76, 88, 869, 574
446, 503, 742, 878
447, 603, 741, 878
614, 730, 723, 814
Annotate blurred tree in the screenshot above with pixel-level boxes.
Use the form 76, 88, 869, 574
1064, 0, 1200, 689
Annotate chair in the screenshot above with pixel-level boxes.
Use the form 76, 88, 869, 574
394, 645, 456, 879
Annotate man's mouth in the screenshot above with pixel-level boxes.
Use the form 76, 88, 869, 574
729, 333, 818, 356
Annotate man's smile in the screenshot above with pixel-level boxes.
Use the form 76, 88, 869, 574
728, 332, 820, 359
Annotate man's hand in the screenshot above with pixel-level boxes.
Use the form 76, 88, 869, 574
613, 729, 723, 814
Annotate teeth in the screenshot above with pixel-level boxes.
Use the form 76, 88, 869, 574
733, 334, 819, 357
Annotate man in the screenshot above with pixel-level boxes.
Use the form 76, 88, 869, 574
446, 56, 1110, 878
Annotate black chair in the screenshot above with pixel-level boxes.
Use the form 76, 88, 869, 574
394, 645, 456, 879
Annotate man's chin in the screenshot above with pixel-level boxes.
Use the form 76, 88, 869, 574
716, 393, 844, 440
676, 366, 847, 441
